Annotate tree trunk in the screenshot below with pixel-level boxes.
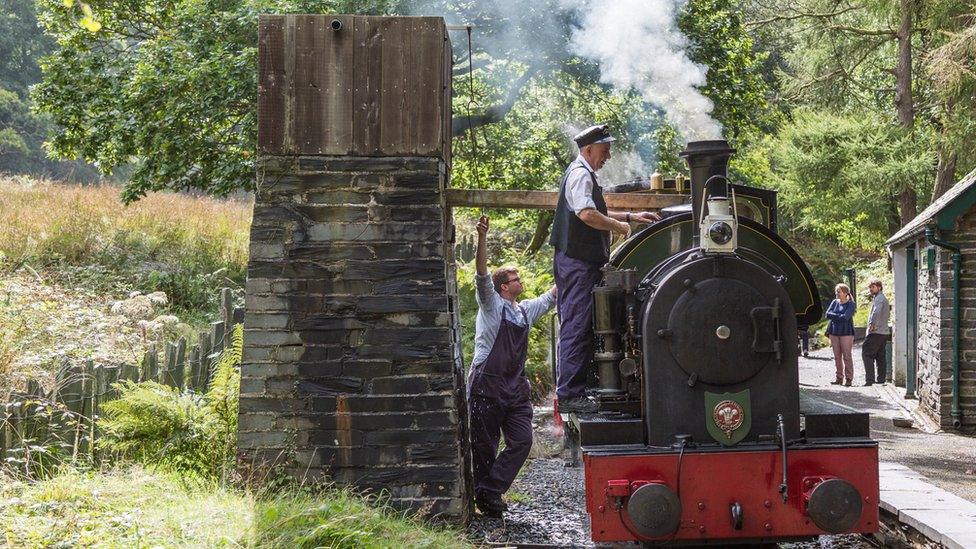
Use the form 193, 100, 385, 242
887, 198, 901, 237
525, 210, 555, 255
894, 0, 914, 128
894, 0, 918, 226
933, 149, 958, 201
899, 187, 918, 226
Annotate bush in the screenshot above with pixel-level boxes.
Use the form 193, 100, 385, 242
98, 325, 242, 481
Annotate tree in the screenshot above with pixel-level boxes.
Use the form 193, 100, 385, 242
768, 108, 932, 248
0, 0, 53, 174
925, 3, 976, 199
34, 0, 772, 202
33, 0, 400, 202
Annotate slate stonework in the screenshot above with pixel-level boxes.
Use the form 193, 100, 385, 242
912, 203, 976, 431
238, 156, 470, 518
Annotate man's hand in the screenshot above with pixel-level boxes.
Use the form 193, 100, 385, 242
632, 211, 661, 223
476, 215, 489, 237
612, 219, 631, 236
869, 324, 875, 333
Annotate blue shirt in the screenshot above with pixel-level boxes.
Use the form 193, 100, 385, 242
825, 299, 856, 337
471, 274, 556, 366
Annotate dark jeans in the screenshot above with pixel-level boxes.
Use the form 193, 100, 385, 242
862, 333, 888, 383
798, 329, 810, 354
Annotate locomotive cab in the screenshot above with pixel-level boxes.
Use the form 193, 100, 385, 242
570, 140, 880, 545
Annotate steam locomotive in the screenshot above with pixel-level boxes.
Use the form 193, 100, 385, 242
568, 140, 879, 545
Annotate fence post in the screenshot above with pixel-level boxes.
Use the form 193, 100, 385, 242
160, 342, 177, 387
221, 288, 234, 343
122, 362, 139, 383
211, 321, 226, 356
142, 343, 159, 382
199, 332, 214, 391
187, 345, 201, 392
173, 337, 187, 390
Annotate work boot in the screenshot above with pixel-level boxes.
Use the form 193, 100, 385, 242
830, 379, 843, 385
475, 492, 507, 518
845, 379, 852, 387
559, 396, 598, 414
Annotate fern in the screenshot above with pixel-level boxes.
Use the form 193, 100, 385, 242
99, 325, 243, 481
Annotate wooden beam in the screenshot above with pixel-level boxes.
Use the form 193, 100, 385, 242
445, 188, 687, 211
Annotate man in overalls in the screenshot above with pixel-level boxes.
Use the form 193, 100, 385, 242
550, 124, 659, 413
468, 215, 557, 517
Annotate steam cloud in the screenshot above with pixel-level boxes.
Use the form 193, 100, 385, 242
403, 0, 723, 141
568, 0, 722, 140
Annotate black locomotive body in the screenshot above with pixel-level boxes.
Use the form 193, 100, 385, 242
570, 140, 879, 545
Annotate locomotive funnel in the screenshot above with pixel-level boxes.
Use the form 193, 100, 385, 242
680, 140, 735, 243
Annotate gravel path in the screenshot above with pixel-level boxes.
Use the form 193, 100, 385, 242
468, 457, 591, 547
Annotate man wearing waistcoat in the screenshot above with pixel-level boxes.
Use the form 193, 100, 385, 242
550, 124, 659, 413
468, 215, 557, 517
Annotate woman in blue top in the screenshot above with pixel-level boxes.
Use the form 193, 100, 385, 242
825, 283, 856, 386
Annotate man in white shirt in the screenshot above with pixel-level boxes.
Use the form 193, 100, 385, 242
468, 215, 556, 517
549, 124, 658, 413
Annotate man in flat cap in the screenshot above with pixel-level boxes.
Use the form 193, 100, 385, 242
550, 124, 659, 413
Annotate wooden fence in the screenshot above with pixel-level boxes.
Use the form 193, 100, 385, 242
0, 288, 244, 465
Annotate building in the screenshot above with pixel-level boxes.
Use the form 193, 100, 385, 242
886, 169, 976, 431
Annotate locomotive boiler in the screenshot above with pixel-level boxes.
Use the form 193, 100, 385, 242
570, 140, 879, 545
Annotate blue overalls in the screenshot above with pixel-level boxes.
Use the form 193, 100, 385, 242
467, 305, 534, 499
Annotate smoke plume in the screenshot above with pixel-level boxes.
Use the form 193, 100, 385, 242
568, 0, 722, 140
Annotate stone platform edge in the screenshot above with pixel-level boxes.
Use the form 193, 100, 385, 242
879, 462, 976, 549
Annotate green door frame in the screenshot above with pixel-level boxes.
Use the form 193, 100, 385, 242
905, 244, 918, 398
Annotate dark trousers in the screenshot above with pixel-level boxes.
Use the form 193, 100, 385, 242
554, 251, 603, 399
469, 395, 533, 497
862, 333, 888, 383
798, 329, 810, 354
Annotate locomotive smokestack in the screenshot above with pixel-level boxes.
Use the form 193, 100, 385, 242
680, 140, 735, 244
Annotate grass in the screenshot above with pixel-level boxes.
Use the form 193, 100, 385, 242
0, 467, 472, 548
0, 175, 251, 323
504, 491, 532, 504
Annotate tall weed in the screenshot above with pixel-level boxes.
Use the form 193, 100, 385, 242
0, 177, 250, 320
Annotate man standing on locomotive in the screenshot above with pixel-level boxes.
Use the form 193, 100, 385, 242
468, 215, 557, 517
550, 124, 659, 413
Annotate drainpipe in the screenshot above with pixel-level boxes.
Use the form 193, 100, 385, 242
925, 226, 963, 429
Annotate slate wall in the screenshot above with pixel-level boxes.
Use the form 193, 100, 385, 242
238, 155, 470, 518
913, 202, 976, 431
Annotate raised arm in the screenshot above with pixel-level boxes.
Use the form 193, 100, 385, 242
476, 215, 489, 277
